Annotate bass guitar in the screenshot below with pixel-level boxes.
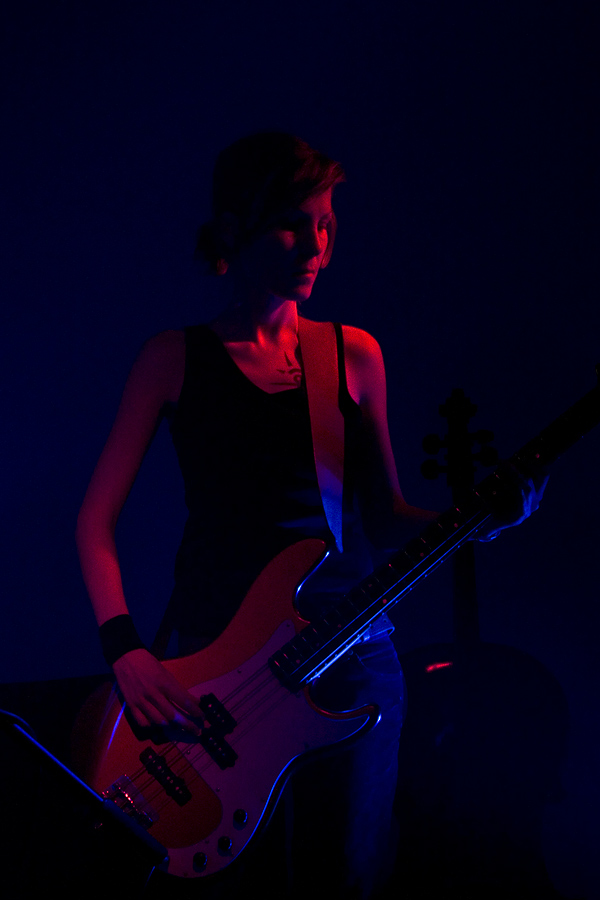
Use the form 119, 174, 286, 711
72, 370, 600, 880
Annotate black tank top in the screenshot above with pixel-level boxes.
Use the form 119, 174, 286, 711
165, 324, 372, 652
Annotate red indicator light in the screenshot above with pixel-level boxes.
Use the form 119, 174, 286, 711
425, 661, 453, 673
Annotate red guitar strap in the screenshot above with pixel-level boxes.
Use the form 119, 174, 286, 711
298, 317, 345, 553
153, 317, 346, 659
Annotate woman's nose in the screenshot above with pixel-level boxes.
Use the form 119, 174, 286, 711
300, 223, 325, 258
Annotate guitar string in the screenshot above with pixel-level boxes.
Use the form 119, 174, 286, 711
118, 625, 352, 817
111, 610, 374, 818
172, 674, 289, 788
114, 627, 369, 826
119, 661, 286, 810
118, 657, 278, 796
114, 610, 360, 803
121, 615, 318, 798
145, 651, 316, 817
148, 666, 286, 807
109, 622, 360, 817
160, 680, 294, 820
126, 665, 291, 816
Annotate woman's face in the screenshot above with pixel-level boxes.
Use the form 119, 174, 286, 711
234, 187, 334, 303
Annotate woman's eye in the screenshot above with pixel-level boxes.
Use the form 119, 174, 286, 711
275, 216, 330, 233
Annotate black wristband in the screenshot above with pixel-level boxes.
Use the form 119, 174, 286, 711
98, 614, 146, 667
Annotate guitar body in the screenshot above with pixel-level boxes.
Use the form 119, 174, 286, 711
72, 539, 379, 879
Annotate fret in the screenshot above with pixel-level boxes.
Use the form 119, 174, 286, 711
372, 561, 403, 591
344, 585, 374, 613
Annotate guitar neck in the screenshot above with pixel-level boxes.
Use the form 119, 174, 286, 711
270, 376, 600, 691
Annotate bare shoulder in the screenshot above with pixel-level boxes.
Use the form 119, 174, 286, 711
130, 329, 185, 405
340, 324, 383, 364
340, 324, 386, 406
139, 329, 185, 367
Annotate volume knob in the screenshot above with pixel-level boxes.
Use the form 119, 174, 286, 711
217, 836, 233, 855
193, 852, 208, 872
233, 808, 248, 827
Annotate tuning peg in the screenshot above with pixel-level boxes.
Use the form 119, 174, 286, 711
421, 458, 445, 480
422, 433, 444, 455
475, 445, 499, 467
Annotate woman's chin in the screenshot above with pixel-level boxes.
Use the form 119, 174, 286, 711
288, 281, 316, 302
269, 285, 314, 305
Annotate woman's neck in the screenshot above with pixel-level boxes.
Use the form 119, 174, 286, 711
211, 295, 300, 346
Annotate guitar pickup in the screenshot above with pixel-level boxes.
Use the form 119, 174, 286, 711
199, 693, 236, 734
199, 730, 238, 770
140, 747, 192, 806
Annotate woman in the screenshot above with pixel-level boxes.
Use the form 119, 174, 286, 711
76, 132, 542, 898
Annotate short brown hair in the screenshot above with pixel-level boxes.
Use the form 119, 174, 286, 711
195, 132, 345, 274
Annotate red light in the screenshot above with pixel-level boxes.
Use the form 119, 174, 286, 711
425, 661, 453, 673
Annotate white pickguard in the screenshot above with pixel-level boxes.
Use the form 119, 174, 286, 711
166, 622, 375, 878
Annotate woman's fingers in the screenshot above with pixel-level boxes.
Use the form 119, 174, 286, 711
113, 648, 203, 734
477, 461, 549, 541
144, 682, 203, 736
488, 462, 547, 525
128, 706, 154, 729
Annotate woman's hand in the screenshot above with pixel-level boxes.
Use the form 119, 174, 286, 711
477, 463, 549, 541
112, 648, 203, 735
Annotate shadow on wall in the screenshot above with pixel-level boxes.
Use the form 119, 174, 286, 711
393, 641, 572, 900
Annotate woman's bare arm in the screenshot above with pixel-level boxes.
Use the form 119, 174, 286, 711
76, 331, 183, 621
75, 331, 202, 732
343, 325, 546, 548
342, 325, 438, 549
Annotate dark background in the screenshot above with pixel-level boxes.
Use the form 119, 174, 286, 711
1, 1, 598, 897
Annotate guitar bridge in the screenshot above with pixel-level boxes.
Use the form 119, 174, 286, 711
103, 775, 156, 829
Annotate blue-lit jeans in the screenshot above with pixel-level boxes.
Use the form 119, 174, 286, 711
281, 634, 406, 899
